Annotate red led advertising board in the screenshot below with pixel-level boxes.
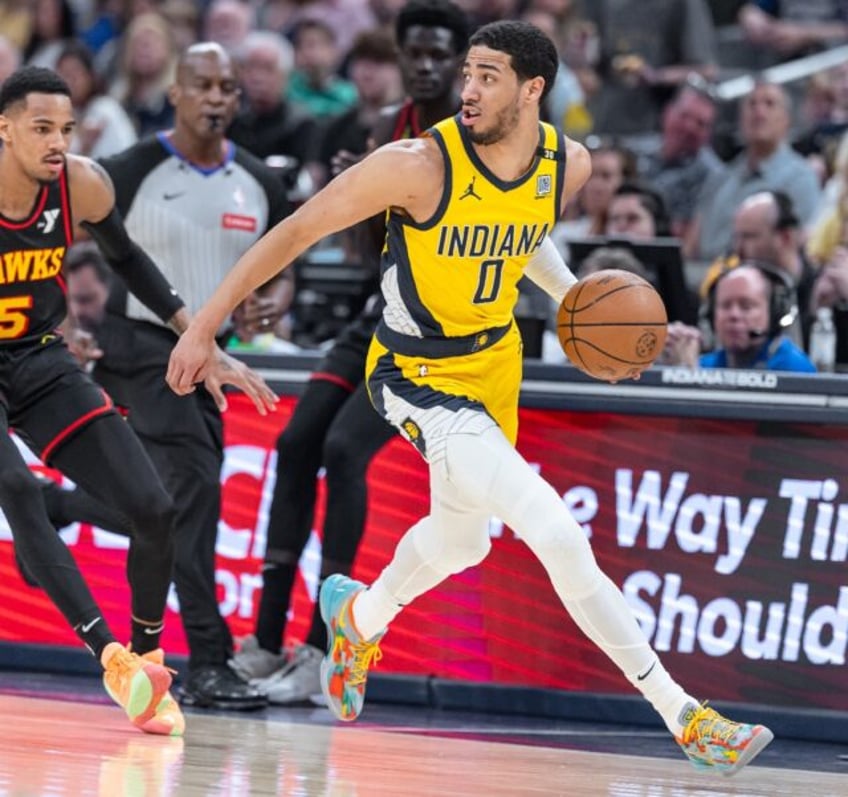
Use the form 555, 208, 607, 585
1, 393, 845, 710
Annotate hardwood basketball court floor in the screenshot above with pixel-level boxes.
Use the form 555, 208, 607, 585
0, 671, 844, 796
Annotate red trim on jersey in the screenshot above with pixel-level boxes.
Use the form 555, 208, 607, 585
0, 186, 49, 229
310, 371, 356, 393
55, 272, 67, 293
392, 100, 421, 141
41, 390, 114, 463
59, 167, 74, 242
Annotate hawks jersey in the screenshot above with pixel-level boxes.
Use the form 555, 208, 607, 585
0, 170, 73, 346
101, 134, 289, 326
380, 114, 565, 341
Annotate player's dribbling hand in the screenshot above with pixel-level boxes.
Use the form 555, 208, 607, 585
608, 368, 643, 385
203, 348, 278, 416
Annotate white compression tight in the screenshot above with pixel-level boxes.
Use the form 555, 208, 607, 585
352, 423, 694, 735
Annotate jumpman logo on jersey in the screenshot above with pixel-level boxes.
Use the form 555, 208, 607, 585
37, 209, 61, 234
459, 176, 482, 201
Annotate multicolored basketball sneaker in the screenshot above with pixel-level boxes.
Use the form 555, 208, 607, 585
676, 702, 774, 776
318, 574, 384, 722
102, 644, 173, 731
134, 649, 185, 737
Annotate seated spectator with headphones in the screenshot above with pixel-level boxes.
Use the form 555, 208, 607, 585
699, 190, 816, 347
663, 261, 816, 371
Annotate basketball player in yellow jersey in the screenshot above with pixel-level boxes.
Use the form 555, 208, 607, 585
167, 21, 773, 775
366, 110, 563, 448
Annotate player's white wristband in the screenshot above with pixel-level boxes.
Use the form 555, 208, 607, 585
523, 237, 578, 305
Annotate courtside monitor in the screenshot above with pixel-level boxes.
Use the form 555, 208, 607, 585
566, 236, 697, 325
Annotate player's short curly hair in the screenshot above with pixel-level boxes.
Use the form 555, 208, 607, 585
469, 21, 558, 101
0, 66, 70, 114
396, 0, 470, 54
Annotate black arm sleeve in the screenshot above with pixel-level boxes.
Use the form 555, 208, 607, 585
80, 208, 185, 324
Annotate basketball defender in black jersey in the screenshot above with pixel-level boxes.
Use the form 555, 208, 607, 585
35, 44, 290, 710
229, 0, 470, 704
0, 67, 275, 736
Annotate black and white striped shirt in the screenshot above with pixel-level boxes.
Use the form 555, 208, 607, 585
100, 133, 289, 327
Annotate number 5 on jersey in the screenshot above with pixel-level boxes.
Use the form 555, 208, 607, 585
0, 295, 34, 339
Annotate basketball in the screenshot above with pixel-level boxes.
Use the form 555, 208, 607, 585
557, 269, 668, 382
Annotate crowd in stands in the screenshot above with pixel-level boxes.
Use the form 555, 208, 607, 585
5, 0, 848, 371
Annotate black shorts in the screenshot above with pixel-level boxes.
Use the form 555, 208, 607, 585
312, 294, 382, 390
0, 336, 115, 463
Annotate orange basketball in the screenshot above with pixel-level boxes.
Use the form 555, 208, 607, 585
557, 269, 668, 382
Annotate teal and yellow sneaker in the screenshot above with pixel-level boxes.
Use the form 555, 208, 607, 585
677, 702, 774, 776
318, 574, 384, 722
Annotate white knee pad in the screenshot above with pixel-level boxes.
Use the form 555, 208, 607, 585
412, 489, 492, 575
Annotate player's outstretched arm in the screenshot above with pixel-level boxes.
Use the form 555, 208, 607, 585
66, 154, 278, 415
167, 138, 441, 395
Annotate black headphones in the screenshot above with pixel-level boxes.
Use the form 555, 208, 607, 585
701, 257, 798, 339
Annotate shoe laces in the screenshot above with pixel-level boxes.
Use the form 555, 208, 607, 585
682, 703, 739, 746
348, 640, 382, 687
106, 646, 137, 676
129, 645, 176, 675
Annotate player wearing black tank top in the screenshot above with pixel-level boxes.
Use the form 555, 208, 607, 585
0, 66, 274, 736
228, 0, 469, 703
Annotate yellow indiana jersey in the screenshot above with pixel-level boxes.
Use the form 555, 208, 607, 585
379, 114, 565, 339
